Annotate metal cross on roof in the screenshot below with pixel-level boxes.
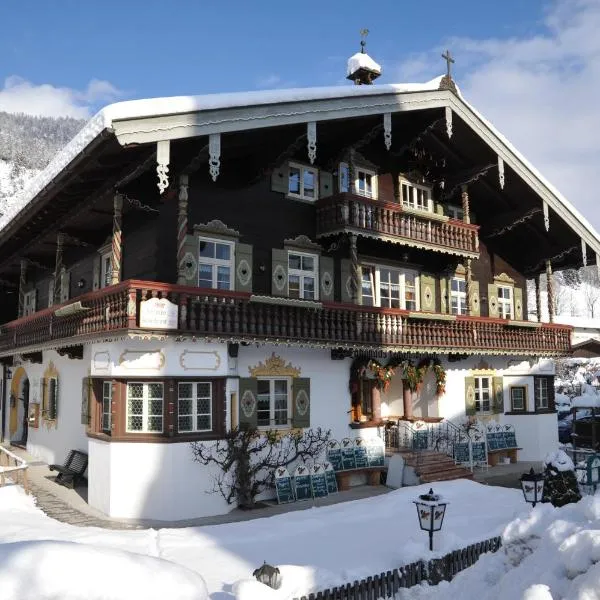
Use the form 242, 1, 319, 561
360, 28, 369, 53
441, 49, 455, 78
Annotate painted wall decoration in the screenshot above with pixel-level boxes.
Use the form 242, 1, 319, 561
118, 350, 165, 371
179, 350, 221, 371
248, 353, 301, 378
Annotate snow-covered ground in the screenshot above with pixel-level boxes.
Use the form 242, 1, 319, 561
0, 480, 525, 600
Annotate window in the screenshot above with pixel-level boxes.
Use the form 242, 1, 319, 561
43, 377, 58, 421
288, 163, 318, 200
100, 251, 112, 288
401, 179, 432, 212
102, 381, 112, 433
198, 237, 234, 290
360, 379, 374, 419
497, 285, 514, 319
361, 265, 419, 309
534, 377, 549, 410
355, 167, 377, 199
256, 379, 290, 428
474, 377, 491, 413
288, 252, 318, 300
450, 277, 467, 315
178, 382, 212, 433
126, 382, 164, 433
23, 290, 36, 316
510, 386, 526, 412
446, 205, 465, 220
339, 162, 350, 193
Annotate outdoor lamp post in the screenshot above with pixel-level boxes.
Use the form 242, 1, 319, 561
253, 561, 281, 589
413, 488, 448, 551
519, 467, 545, 507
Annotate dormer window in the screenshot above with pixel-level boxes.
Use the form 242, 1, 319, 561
288, 162, 318, 201
339, 163, 377, 199
400, 178, 432, 212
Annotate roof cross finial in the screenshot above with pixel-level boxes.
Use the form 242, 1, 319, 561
360, 28, 369, 53
441, 49, 455, 79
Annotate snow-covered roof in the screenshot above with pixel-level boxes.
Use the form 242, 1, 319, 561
554, 316, 600, 330
347, 51, 382, 76
3, 75, 600, 261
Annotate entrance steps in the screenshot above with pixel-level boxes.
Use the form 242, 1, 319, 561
396, 449, 473, 484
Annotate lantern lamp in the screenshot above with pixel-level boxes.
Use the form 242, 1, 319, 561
519, 467, 545, 508
413, 488, 448, 551
252, 561, 281, 589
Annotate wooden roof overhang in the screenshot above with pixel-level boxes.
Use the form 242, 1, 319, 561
0, 86, 597, 283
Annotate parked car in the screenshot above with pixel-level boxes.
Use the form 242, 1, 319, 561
558, 410, 592, 444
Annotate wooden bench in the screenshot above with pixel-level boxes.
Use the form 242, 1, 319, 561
335, 467, 386, 491
49, 450, 88, 489
485, 425, 521, 467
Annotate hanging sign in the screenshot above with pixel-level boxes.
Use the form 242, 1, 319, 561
293, 465, 313, 501
139, 297, 178, 329
274, 467, 295, 504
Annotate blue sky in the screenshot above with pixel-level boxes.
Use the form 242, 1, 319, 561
1, 0, 545, 103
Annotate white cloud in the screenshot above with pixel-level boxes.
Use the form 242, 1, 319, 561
255, 74, 297, 89
0, 76, 123, 119
394, 0, 600, 232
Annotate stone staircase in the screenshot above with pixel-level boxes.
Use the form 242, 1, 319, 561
402, 450, 474, 484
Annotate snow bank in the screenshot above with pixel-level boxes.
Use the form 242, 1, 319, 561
544, 450, 574, 472
0, 540, 208, 600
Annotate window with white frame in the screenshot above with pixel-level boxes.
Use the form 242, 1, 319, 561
339, 162, 350, 193
126, 382, 164, 433
100, 251, 112, 288
361, 265, 419, 309
102, 381, 112, 433
446, 205, 465, 220
355, 167, 377, 199
474, 376, 492, 413
178, 382, 212, 433
400, 179, 432, 212
288, 252, 318, 300
510, 386, 526, 412
256, 379, 290, 428
497, 285, 514, 319
288, 163, 318, 200
450, 277, 467, 315
198, 237, 234, 290
23, 290, 36, 316
534, 377, 549, 410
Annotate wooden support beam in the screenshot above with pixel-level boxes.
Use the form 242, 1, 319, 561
110, 194, 123, 285
546, 260, 554, 324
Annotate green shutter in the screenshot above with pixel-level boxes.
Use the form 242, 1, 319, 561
319, 171, 333, 198
514, 286, 524, 320
465, 377, 476, 416
470, 281, 481, 316
40, 377, 47, 419
92, 255, 101, 290
239, 378, 258, 430
179, 234, 199, 286
271, 164, 290, 194
488, 283, 499, 318
81, 377, 91, 426
440, 277, 448, 313
340, 259, 353, 303
235, 243, 253, 293
292, 378, 311, 428
492, 376, 504, 414
48, 378, 58, 421
420, 273, 436, 312
271, 248, 288, 296
320, 255, 335, 302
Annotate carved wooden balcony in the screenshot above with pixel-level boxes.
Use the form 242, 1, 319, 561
316, 193, 479, 258
0, 280, 571, 357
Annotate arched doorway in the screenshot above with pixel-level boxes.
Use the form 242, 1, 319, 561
9, 367, 30, 447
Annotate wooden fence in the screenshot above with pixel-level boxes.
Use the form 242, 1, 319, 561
293, 536, 502, 600
0, 445, 29, 493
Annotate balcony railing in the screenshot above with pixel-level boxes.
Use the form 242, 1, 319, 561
0, 280, 571, 357
316, 193, 479, 257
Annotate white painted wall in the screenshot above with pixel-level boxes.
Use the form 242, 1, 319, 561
88, 438, 111, 515
504, 412, 558, 461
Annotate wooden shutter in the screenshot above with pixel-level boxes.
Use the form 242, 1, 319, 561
271, 248, 288, 297
514, 286, 524, 320
48, 378, 58, 420
465, 376, 476, 416
92, 255, 101, 290
179, 234, 199, 286
271, 164, 290, 194
40, 377, 47, 418
81, 377, 91, 426
60, 269, 70, 303
238, 378, 258, 430
319, 171, 333, 198
492, 376, 504, 414
340, 259, 353, 303
292, 378, 310, 429
420, 273, 436, 312
470, 281, 481, 316
487, 283, 499, 318
319, 256, 334, 302
440, 277, 448, 313
235, 243, 253, 293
